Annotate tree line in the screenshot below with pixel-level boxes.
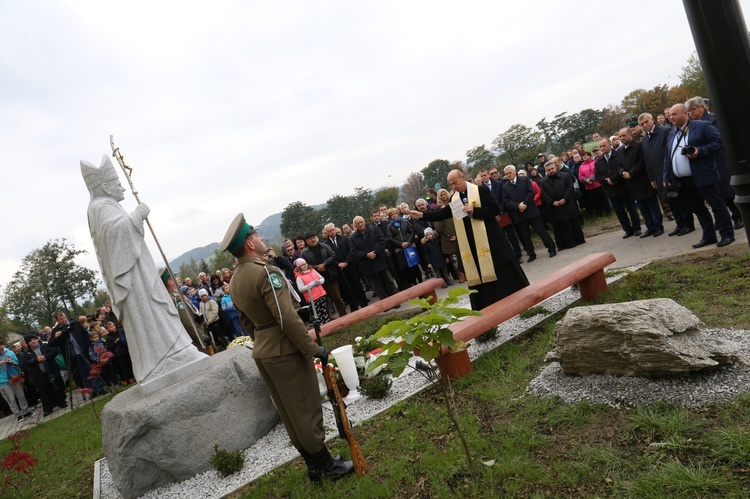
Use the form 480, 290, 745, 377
0, 238, 239, 336
278, 52, 708, 239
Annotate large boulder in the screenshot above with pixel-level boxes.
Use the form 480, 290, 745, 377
102, 345, 279, 499
545, 298, 743, 377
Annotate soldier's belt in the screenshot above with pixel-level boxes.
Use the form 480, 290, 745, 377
255, 321, 279, 331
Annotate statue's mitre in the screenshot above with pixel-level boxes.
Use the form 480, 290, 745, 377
81, 155, 120, 191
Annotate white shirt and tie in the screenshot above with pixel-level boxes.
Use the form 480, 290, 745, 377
670, 128, 692, 178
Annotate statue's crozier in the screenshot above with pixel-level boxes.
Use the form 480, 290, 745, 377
81, 155, 209, 394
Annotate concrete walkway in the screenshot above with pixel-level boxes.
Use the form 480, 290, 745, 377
0, 389, 112, 440
412, 217, 748, 306
504, 218, 747, 285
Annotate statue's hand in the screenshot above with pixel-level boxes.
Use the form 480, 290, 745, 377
136, 203, 150, 219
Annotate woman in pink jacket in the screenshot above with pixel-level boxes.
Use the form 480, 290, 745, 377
294, 258, 329, 324
577, 151, 611, 218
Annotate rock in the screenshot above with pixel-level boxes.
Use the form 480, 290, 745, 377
102, 345, 279, 499
545, 298, 744, 377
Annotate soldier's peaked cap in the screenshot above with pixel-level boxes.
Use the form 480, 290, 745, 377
160, 268, 172, 282
221, 213, 258, 254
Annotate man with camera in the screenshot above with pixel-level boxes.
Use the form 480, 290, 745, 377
639, 112, 691, 236
663, 103, 734, 248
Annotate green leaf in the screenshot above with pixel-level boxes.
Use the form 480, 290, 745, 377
389, 353, 411, 378
448, 287, 474, 299
373, 320, 406, 339
444, 307, 482, 318
420, 312, 452, 326
420, 342, 439, 362
365, 354, 390, 375
437, 328, 456, 348
407, 297, 432, 308
404, 330, 418, 346
382, 341, 403, 356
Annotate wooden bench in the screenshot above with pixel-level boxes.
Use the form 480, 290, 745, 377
440, 252, 617, 379
308, 278, 446, 340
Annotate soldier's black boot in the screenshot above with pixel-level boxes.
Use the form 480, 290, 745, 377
307, 447, 355, 482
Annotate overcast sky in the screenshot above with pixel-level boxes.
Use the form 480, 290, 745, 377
2, 0, 748, 290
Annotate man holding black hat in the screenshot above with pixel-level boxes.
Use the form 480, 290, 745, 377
301, 231, 348, 318
221, 213, 354, 482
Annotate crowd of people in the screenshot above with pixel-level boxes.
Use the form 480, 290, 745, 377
257, 96, 743, 320
0, 306, 132, 422
2, 96, 742, 426
0, 265, 252, 422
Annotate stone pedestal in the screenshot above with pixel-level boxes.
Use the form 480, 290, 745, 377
102, 346, 279, 499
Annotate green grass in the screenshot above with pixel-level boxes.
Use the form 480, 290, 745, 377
0, 396, 112, 498
4, 248, 750, 498
519, 305, 551, 320
587, 250, 750, 328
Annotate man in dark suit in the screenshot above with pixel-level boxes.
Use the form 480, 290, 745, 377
479, 168, 523, 263
594, 138, 642, 238
301, 232, 348, 318
618, 127, 664, 237
639, 112, 694, 236
686, 96, 744, 230
322, 223, 368, 311
663, 103, 734, 248
501, 165, 556, 261
350, 216, 400, 303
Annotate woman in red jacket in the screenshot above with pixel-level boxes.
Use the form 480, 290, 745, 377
577, 151, 611, 218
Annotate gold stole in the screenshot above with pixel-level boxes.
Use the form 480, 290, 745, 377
452, 183, 497, 286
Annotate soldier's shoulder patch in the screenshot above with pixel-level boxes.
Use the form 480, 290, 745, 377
269, 273, 284, 289
177, 302, 185, 311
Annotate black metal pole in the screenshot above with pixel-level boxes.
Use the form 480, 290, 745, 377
683, 0, 750, 245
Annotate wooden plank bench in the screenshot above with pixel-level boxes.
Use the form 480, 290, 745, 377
440, 251, 617, 379
308, 278, 446, 340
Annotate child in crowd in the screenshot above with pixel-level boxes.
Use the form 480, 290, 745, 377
294, 258, 329, 324
421, 227, 454, 289
199, 288, 229, 349
186, 287, 201, 309
89, 328, 116, 389
220, 284, 246, 337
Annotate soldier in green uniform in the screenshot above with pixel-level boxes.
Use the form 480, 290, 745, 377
161, 269, 210, 354
220, 213, 354, 482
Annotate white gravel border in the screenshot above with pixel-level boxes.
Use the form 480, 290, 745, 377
95, 265, 645, 499
527, 328, 750, 409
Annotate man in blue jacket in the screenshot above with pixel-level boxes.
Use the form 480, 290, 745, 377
686, 96, 744, 230
663, 104, 734, 248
